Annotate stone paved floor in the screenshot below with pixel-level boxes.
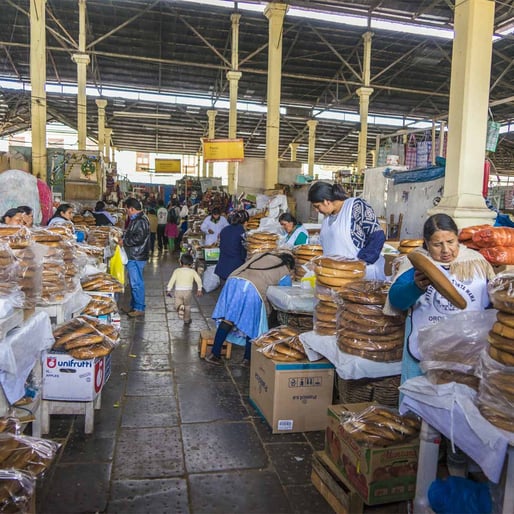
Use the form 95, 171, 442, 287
35, 251, 409, 513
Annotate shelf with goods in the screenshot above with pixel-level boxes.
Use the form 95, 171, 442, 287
333, 170, 364, 197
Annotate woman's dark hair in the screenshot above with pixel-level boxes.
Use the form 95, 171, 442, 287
95, 201, 105, 211
18, 206, 33, 215
227, 210, 247, 225
276, 252, 295, 270
278, 212, 297, 225
422, 213, 459, 249
244, 252, 295, 271
307, 181, 349, 203
1, 207, 24, 223
211, 207, 221, 216
50, 203, 73, 220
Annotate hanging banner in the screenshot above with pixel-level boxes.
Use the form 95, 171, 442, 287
154, 159, 182, 173
203, 138, 244, 163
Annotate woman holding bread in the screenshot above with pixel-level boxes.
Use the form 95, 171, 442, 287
205, 251, 295, 366
307, 181, 385, 280
385, 213, 494, 384
278, 212, 309, 248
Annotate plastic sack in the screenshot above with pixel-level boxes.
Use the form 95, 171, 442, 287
0, 469, 35, 513
0, 169, 42, 226
428, 476, 492, 514
119, 246, 128, 265
202, 265, 220, 293
109, 246, 125, 286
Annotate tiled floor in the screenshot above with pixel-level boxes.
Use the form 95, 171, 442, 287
35, 251, 336, 514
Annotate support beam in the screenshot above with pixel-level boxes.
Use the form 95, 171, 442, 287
429, 0, 496, 228
264, 2, 288, 190
289, 142, 299, 161
206, 109, 217, 178
30, 0, 47, 181
306, 120, 318, 177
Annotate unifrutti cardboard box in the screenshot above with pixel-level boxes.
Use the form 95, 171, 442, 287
249, 345, 335, 433
325, 403, 419, 505
42, 351, 110, 401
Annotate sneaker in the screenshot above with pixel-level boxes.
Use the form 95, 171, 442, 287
127, 310, 145, 317
178, 304, 185, 319
204, 353, 222, 365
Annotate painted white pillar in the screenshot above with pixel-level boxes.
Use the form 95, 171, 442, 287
264, 3, 288, 189
306, 120, 318, 177
289, 142, 299, 161
429, 0, 496, 228
206, 110, 217, 178
95, 99, 107, 159
227, 70, 242, 194
30, 0, 47, 180
105, 128, 112, 163
356, 32, 373, 173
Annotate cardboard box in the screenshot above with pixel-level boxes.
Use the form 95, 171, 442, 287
249, 345, 335, 433
42, 351, 109, 401
325, 403, 419, 505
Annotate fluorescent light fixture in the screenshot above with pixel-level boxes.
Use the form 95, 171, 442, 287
113, 111, 170, 119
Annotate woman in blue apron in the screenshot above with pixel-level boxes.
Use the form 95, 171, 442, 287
307, 181, 385, 279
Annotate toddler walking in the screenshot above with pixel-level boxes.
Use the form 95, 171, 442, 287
166, 253, 203, 325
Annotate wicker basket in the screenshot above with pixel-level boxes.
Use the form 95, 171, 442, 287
337, 375, 400, 407
276, 311, 314, 331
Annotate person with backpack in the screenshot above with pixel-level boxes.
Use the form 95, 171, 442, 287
156, 200, 168, 252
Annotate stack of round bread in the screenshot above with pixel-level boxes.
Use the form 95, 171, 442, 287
314, 299, 339, 336
0, 244, 21, 299
293, 244, 323, 279
0, 226, 31, 249
72, 214, 96, 226
336, 280, 405, 362
87, 228, 110, 248
81, 294, 118, 317
46, 225, 75, 241
81, 272, 124, 293
12, 246, 41, 308
37, 243, 67, 304
342, 405, 420, 447
76, 243, 105, 264
246, 231, 279, 254
253, 326, 307, 361
313, 257, 365, 289
477, 350, 514, 432
52, 315, 119, 359
398, 239, 423, 254
246, 212, 265, 230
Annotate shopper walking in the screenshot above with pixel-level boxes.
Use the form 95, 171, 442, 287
156, 200, 168, 252
123, 197, 151, 317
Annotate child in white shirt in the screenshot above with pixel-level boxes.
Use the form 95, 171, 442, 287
166, 254, 203, 325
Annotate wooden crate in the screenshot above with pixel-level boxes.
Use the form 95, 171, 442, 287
312, 451, 364, 514
198, 329, 232, 359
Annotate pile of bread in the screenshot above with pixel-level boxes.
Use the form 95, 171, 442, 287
397, 239, 423, 254
253, 326, 308, 362
336, 280, 405, 362
292, 244, 322, 280
312, 257, 366, 336
340, 405, 420, 447
81, 272, 123, 293
51, 315, 119, 359
81, 294, 118, 317
476, 274, 514, 431
0, 432, 60, 511
246, 212, 265, 230
246, 231, 279, 255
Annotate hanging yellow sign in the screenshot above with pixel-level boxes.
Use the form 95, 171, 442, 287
155, 159, 182, 173
203, 138, 244, 162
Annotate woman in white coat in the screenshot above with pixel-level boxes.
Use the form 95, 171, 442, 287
307, 181, 386, 279
200, 207, 229, 246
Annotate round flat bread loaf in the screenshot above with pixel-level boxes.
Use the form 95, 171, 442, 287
407, 252, 467, 310
497, 311, 514, 328
338, 280, 390, 305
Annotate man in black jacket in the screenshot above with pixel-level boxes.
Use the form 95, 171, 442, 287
123, 198, 151, 317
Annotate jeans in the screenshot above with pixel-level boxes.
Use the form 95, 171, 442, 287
126, 260, 147, 311
157, 225, 167, 250
150, 232, 156, 253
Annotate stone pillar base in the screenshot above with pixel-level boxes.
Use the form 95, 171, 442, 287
427, 203, 495, 230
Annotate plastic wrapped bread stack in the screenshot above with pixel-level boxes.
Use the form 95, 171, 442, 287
0, 243, 24, 309
81, 293, 118, 317
336, 280, 405, 362
312, 257, 366, 336
253, 325, 307, 362
292, 244, 323, 280
80, 272, 123, 293
246, 212, 265, 230
87, 226, 111, 248
72, 213, 96, 227
246, 231, 279, 256
0, 225, 31, 250
11, 244, 44, 309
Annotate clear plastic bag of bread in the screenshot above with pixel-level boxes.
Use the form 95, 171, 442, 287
258, 337, 307, 362
12, 243, 46, 309
253, 325, 299, 348
30, 227, 64, 245
418, 309, 495, 371
81, 294, 118, 317
338, 279, 391, 305
0, 225, 32, 250
0, 469, 35, 513
340, 405, 421, 447
39, 244, 68, 304
0, 432, 61, 478
80, 271, 123, 293
46, 223, 75, 241
488, 271, 514, 312
79, 314, 120, 345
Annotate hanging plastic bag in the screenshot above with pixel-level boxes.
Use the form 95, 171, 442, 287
109, 245, 125, 285
119, 246, 128, 265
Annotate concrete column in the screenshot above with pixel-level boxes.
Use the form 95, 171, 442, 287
264, 3, 288, 189
438, 121, 446, 157
289, 142, 299, 161
429, 0, 495, 228
30, 0, 47, 181
206, 110, 217, 178
356, 87, 373, 172
306, 120, 318, 177
72, 0, 89, 150
105, 128, 112, 163
227, 70, 242, 194
95, 99, 107, 159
